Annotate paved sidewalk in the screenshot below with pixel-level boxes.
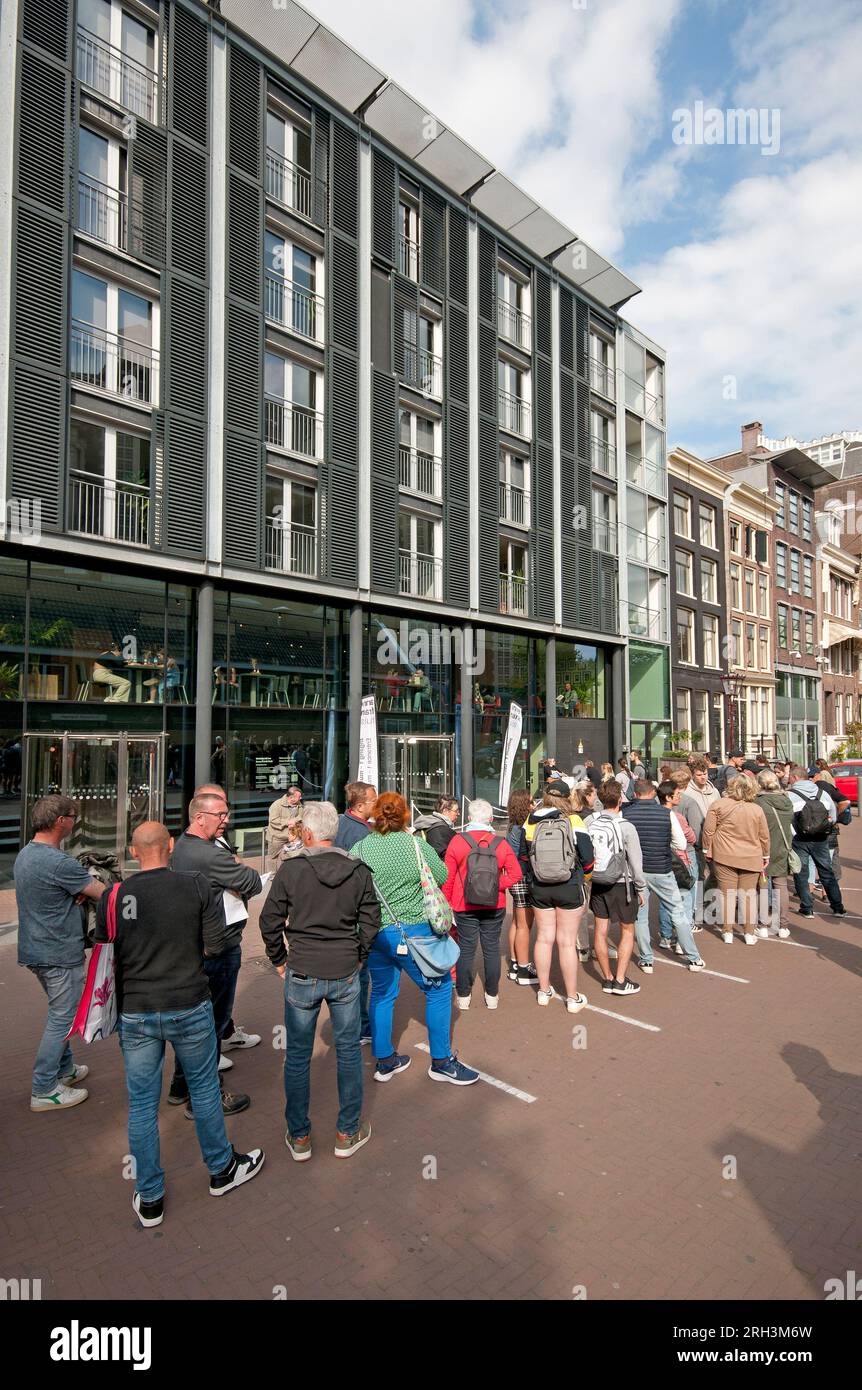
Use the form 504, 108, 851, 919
2, 827, 861, 1301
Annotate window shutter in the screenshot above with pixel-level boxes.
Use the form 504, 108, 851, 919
394, 278, 419, 384
167, 278, 207, 416
225, 301, 261, 434
228, 44, 261, 180
331, 120, 358, 240
599, 554, 619, 632
19, 49, 68, 215
227, 170, 261, 305
370, 370, 399, 593
164, 413, 206, 556
447, 205, 468, 307
560, 371, 575, 455
535, 441, 554, 532
326, 350, 358, 586
577, 546, 595, 627
535, 356, 552, 446
478, 227, 495, 323
329, 232, 358, 353
127, 123, 168, 265
14, 204, 65, 369
22, 0, 69, 61
559, 287, 574, 373
223, 431, 262, 569
170, 141, 207, 277
478, 321, 495, 417
559, 455, 575, 545
535, 530, 555, 621
312, 109, 329, 227
421, 189, 445, 295
446, 304, 468, 406
372, 148, 396, 265
478, 416, 499, 611
575, 298, 588, 379
534, 269, 551, 359
170, 6, 209, 148
446, 400, 470, 608
576, 380, 590, 461
11, 365, 63, 530
534, 441, 555, 622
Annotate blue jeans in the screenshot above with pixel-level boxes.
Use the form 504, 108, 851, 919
27, 962, 86, 1096
658, 848, 698, 939
793, 840, 844, 912
359, 961, 371, 1037
173, 944, 241, 1087
636, 871, 702, 966
284, 968, 362, 1139
368, 923, 453, 1062
119, 999, 232, 1202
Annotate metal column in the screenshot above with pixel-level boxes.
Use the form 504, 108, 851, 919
460, 622, 474, 799
545, 637, 557, 759
194, 581, 214, 788
348, 604, 363, 779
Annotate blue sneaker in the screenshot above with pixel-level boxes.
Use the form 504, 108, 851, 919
428, 1054, 479, 1086
374, 1053, 412, 1083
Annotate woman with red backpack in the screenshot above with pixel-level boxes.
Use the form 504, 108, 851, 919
519, 791, 594, 1012
443, 799, 522, 1010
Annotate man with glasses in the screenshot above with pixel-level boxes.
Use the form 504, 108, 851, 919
14, 795, 106, 1111
169, 793, 262, 1114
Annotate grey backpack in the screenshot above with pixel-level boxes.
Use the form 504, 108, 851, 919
589, 815, 629, 890
529, 817, 577, 884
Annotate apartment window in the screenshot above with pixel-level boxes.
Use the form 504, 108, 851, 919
265, 475, 317, 576
846, 694, 855, 731
590, 409, 616, 476
729, 520, 741, 554
499, 449, 530, 526
588, 332, 615, 399
500, 538, 528, 615
70, 269, 159, 405
675, 549, 693, 596
777, 604, 788, 648
744, 568, 755, 613
627, 565, 667, 640
673, 493, 691, 538
774, 482, 785, 528
264, 234, 324, 341
699, 502, 717, 548
592, 487, 617, 554
804, 612, 815, 655
702, 613, 719, 667
701, 557, 718, 604
692, 690, 709, 748
729, 562, 741, 610
759, 626, 769, 669
802, 554, 813, 599
68, 417, 150, 546
775, 542, 787, 589
802, 497, 813, 541
791, 608, 802, 651
498, 358, 531, 437
264, 352, 323, 459
677, 608, 695, 664
758, 571, 769, 616
76, 0, 159, 122
399, 410, 441, 499
399, 193, 420, 281
77, 125, 138, 254
497, 263, 531, 350
788, 489, 799, 533
399, 512, 442, 600
404, 309, 442, 398
789, 549, 800, 593
675, 687, 690, 733
265, 108, 313, 217
745, 622, 756, 667
730, 619, 742, 666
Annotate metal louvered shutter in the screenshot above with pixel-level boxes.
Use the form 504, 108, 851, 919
372, 148, 396, 265
575, 298, 588, 379
225, 302, 261, 434
560, 372, 575, 455
128, 123, 167, 265
559, 455, 575, 542
227, 171, 261, 306
394, 279, 419, 385
22, 0, 69, 60
561, 542, 577, 627
228, 44, 261, 180
559, 288, 574, 373
446, 305, 468, 406
478, 227, 495, 323
312, 110, 329, 227
331, 121, 358, 241
421, 189, 445, 295
478, 321, 496, 417
534, 442, 555, 621
446, 400, 470, 608
14, 205, 65, 369
167, 278, 207, 416
170, 141, 207, 277
164, 413, 206, 556
534, 270, 551, 359
329, 233, 358, 354
599, 555, 619, 632
171, 5, 209, 148
11, 365, 64, 530
478, 416, 499, 611
223, 432, 262, 569
535, 531, 555, 620
575, 380, 590, 461
577, 546, 595, 628
18, 49, 68, 213
535, 357, 552, 446
326, 350, 359, 586
370, 371, 399, 592
448, 206, 468, 307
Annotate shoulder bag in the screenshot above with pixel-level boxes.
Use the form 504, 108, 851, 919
373, 878, 459, 984
67, 882, 120, 1043
766, 801, 801, 876
413, 837, 455, 938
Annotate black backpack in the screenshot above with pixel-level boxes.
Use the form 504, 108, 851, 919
462, 832, 502, 907
795, 789, 831, 839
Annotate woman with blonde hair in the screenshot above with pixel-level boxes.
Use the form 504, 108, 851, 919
519, 791, 594, 1011
702, 775, 770, 945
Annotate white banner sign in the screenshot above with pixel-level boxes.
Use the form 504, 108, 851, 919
498, 701, 523, 809
356, 694, 379, 787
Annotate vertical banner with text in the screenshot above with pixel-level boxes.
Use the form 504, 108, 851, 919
357, 694, 379, 787
498, 701, 523, 809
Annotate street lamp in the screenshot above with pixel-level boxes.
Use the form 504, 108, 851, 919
721, 667, 746, 757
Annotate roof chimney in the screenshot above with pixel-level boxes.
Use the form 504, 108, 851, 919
741, 421, 763, 455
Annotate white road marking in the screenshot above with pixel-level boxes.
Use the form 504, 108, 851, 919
548, 991, 661, 1032
760, 937, 819, 950
651, 955, 750, 984
413, 1042, 537, 1103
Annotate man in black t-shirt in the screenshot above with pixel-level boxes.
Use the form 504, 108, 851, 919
94, 822, 264, 1229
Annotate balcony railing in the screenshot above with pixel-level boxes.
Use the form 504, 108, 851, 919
500, 573, 528, 616
497, 299, 531, 351
625, 375, 664, 424
403, 342, 442, 397
70, 321, 158, 405
77, 175, 144, 255
265, 518, 317, 576
627, 603, 666, 641
626, 452, 667, 496
499, 389, 531, 438
399, 551, 442, 600
76, 26, 159, 121
593, 518, 618, 555
499, 482, 529, 527
264, 149, 324, 221
399, 234, 419, 281
399, 447, 442, 499
627, 527, 667, 569
590, 435, 616, 476
644, 385, 664, 425
68, 470, 149, 547
264, 272, 324, 341
264, 398, 324, 459
588, 356, 615, 399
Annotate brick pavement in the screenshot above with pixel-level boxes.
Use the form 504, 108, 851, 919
2, 825, 861, 1301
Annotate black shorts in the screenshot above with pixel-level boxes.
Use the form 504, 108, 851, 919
528, 877, 586, 911
589, 881, 638, 924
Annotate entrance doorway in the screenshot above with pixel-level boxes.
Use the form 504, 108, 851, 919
628, 720, 671, 780
22, 732, 166, 869
379, 734, 453, 815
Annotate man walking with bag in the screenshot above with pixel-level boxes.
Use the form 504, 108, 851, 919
442, 798, 522, 1010
622, 779, 705, 973
786, 765, 847, 918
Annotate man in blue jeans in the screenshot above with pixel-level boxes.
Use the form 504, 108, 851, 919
94, 821, 264, 1227
14, 795, 106, 1111
787, 765, 847, 917
332, 780, 378, 1045
622, 779, 705, 973
259, 801, 381, 1162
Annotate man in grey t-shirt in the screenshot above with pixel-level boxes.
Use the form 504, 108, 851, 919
15, 795, 105, 1111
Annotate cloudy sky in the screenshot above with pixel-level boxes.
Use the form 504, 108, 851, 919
298, 0, 861, 459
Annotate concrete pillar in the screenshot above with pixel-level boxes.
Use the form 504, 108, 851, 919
460, 622, 474, 800
348, 604, 363, 776
194, 582, 214, 787
545, 637, 557, 758
612, 642, 627, 757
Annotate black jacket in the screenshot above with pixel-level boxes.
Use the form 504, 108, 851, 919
170, 831, 262, 951
258, 846, 381, 978
413, 813, 457, 859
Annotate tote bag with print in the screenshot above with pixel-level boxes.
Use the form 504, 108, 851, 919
67, 883, 120, 1043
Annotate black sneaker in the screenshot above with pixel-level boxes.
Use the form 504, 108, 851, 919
374, 1053, 411, 1083
610, 977, 641, 996
516, 963, 539, 986
209, 1147, 265, 1197
832, 906, 848, 916
185, 1089, 250, 1119
601, 977, 615, 993
132, 1191, 164, 1228
167, 1077, 189, 1106
506, 959, 519, 981
798, 908, 815, 918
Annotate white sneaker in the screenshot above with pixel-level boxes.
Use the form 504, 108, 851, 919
743, 933, 758, 945
755, 927, 770, 939
658, 939, 673, 951
565, 993, 587, 1014
777, 927, 791, 939
672, 942, 685, 956
221, 1026, 261, 1050
218, 1054, 234, 1073
536, 986, 557, 1006
688, 959, 706, 972
577, 947, 591, 963
456, 994, 471, 1010
59, 1064, 89, 1086
484, 993, 499, 1010
722, 932, 733, 944
31, 1083, 88, 1112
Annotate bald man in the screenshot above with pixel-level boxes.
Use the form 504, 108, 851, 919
94, 821, 264, 1228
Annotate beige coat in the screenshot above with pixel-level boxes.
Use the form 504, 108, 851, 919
702, 798, 770, 872
267, 795, 301, 858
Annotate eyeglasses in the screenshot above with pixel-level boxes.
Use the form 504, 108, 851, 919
201, 809, 230, 821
